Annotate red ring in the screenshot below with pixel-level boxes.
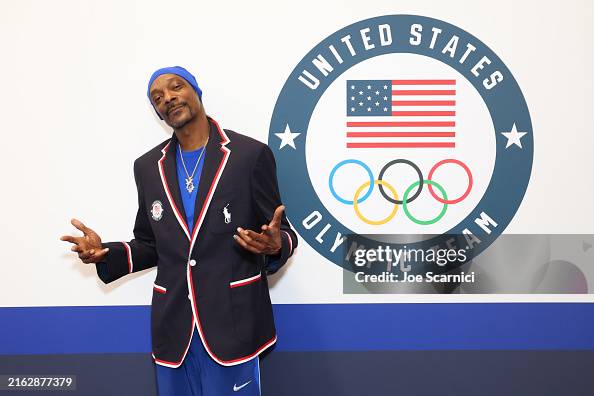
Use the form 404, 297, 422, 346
427, 159, 473, 204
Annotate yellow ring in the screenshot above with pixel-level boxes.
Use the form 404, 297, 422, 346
353, 180, 399, 226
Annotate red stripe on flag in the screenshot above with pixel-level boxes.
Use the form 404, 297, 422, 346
392, 79, 456, 85
347, 121, 455, 127
347, 142, 455, 148
346, 132, 456, 138
391, 111, 455, 116
392, 90, 456, 95
393, 100, 456, 106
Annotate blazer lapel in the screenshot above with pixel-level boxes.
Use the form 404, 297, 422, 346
158, 134, 192, 241
189, 117, 231, 249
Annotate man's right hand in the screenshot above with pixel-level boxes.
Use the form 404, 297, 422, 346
60, 219, 109, 264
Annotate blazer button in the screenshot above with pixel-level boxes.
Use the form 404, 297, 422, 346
187, 294, 192, 300
189, 259, 196, 267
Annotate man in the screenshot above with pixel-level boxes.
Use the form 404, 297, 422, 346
60, 66, 298, 395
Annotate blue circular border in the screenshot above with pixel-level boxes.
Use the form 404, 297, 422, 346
269, 15, 533, 269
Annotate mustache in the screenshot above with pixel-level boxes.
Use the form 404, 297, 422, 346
166, 103, 187, 116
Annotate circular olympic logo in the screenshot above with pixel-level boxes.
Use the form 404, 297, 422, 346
269, 15, 533, 268
328, 158, 473, 226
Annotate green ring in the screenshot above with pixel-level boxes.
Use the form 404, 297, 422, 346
402, 180, 448, 225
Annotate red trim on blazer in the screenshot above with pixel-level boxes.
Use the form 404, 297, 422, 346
153, 283, 167, 294
229, 273, 262, 288
152, 318, 195, 368
121, 242, 133, 273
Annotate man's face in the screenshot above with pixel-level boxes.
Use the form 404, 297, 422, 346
149, 74, 201, 128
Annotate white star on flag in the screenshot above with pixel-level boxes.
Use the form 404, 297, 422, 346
275, 124, 301, 149
501, 123, 527, 149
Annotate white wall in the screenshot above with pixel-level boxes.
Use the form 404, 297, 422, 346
0, 0, 592, 307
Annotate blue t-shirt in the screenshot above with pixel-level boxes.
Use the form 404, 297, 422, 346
176, 143, 206, 232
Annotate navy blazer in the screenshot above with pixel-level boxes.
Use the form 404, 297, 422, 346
95, 117, 297, 367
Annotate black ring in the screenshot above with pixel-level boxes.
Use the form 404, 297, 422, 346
378, 159, 424, 204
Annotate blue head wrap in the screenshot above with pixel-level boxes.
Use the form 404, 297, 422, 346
147, 66, 202, 119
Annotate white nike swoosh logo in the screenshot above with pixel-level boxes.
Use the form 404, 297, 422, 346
233, 380, 252, 391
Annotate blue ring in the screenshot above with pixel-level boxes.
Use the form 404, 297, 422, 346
329, 159, 374, 205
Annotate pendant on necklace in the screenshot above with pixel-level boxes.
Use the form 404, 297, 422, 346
185, 177, 195, 194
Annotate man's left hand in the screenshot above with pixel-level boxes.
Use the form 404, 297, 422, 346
234, 205, 284, 255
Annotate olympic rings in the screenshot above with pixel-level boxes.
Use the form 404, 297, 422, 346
378, 159, 423, 204
328, 158, 473, 225
329, 159, 374, 205
427, 159, 473, 204
402, 180, 448, 225
353, 180, 399, 225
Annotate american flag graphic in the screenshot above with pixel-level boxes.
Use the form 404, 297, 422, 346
346, 79, 456, 149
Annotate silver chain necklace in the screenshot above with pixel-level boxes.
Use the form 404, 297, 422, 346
178, 139, 207, 194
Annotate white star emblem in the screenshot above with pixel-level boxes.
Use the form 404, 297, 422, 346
367, 107, 371, 112
275, 124, 301, 150
367, 85, 371, 89
351, 107, 355, 112
350, 85, 355, 89
375, 90, 379, 95
383, 85, 388, 89
383, 96, 388, 100
500, 123, 528, 149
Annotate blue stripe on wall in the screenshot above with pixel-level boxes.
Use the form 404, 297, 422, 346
0, 303, 593, 355
0, 305, 151, 355
272, 303, 594, 351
